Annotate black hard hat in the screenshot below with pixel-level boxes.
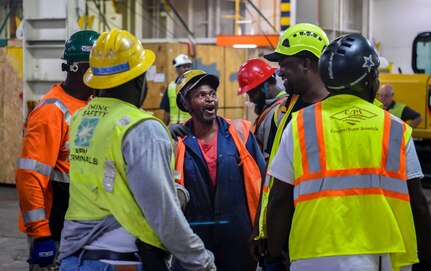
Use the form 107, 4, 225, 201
176, 70, 220, 112
318, 34, 380, 93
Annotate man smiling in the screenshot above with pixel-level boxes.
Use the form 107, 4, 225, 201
172, 70, 266, 270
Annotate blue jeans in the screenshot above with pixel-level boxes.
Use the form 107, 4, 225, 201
60, 255, 144, 271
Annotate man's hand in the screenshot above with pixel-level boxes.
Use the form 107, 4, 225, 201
27, 237, 56, 267
249, 226, 266, 266
168, 124, 190, 139
263, 254, 288, 271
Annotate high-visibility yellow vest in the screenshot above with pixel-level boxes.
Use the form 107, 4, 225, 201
388, 102, 406, 119
289, 94, 417, 270
66, 97, 172, 250
258, 95, 299, 239
168, 81, 190, 124
258, 96, 386, 240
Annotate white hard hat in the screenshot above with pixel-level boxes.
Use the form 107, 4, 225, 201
173, 54, 192, 67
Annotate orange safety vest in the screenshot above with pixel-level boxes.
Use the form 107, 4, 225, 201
16, 84, 87, 238
252, 95, 289, 134
175, 118, 262, 225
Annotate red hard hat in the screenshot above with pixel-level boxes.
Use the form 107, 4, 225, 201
237, 58, 277, 95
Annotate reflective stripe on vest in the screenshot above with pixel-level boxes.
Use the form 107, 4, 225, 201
294, 174, 409, 204
296, 103, 406, 179
252, 95, 288, 134
16, 158, 70, 183
175, 118, 262, 226
17, 158, 53, 177
288, 96, 417, 266
293, 103, 407, 205
257, 95, 299, 240
22, 208, 46, 224
168, 81, 190, 124
51, 170, 70, 183
34, 98, 72, 124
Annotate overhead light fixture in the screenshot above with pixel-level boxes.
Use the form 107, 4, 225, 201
233, 44, 258, 49
237, 19, 253, 24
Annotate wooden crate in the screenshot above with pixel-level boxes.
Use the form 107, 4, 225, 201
141, 43, 257, 120
0, 47, 23, 184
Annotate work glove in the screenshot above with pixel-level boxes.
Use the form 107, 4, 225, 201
175, 183, 190, 212
168, 124, 190, 139
263, 254, 288, 271
27, 237, 56, 267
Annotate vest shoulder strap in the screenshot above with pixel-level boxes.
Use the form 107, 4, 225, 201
230, 119, 251, 144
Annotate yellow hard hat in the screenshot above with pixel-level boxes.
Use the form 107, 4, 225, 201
264, 23, 329, 62
84, 28, 155, 89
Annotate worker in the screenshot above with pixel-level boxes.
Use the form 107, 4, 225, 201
15, 30, 99, 270
252, 23, 330, 263
160, 53, 193, 125
379, 84, 423, 128
58, 29, 215, 271
265, 33, 431, 271
172, 70, 266, 270
237, 58, 288, 159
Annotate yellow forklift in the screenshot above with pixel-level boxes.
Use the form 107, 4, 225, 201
379, 32, 431, 186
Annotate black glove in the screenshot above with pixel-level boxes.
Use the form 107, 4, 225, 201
27, 237, 56, 267
168, 124, 190, 139
263, 254, 287, 271
412, 262, 431, 271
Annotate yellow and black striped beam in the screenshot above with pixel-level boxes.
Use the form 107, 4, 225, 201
280, 0, 291, 31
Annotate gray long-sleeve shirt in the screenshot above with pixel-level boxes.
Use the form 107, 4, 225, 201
59, 119, 215, 270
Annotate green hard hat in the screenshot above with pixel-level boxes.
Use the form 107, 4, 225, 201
264, 23, 329, 62
62, 30, 100, 62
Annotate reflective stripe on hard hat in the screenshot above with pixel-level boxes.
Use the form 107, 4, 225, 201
34, 98, 72, 125
22, 208, 46, 224
84, 28, 155, 89
17, 158, 53, 177
92, 62, 130, 76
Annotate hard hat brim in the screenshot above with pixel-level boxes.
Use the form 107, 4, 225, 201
84, 49, 156, 89
263, 52, 289, 62
174, 60, 192, 68
237, 67, 277, 95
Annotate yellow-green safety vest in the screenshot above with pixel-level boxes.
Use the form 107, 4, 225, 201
168, 81, 190, 124
258, 96, 385, 240
388, 102, 406, 119
257, 95, 299, 240
66, 97, 173, 250
289, 95, 417, 270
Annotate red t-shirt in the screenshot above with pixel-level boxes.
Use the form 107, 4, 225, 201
198, 129, 218, 187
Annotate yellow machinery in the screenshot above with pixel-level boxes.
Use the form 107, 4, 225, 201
379, 74, 431, 138
379, 32, 431, 183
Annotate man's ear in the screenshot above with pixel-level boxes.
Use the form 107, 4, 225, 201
303, 58, 311, 71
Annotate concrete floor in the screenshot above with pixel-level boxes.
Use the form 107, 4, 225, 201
1, 184, 431, 271
0, 185, 28, 271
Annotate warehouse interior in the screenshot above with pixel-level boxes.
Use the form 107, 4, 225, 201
0, 0, 430, 184
0, 0, 431, 269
